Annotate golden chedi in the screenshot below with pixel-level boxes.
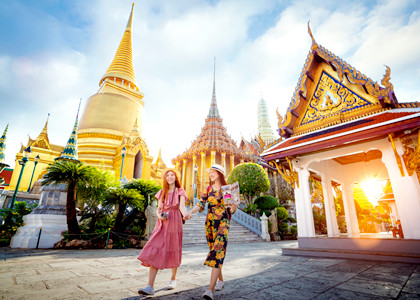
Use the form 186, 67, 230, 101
78, 4, 158, 182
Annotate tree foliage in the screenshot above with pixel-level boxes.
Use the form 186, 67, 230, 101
227, 163, 270, 205
42, 160, 96, 235
0, 201, 37, 246
125, 179, 162, 207
103, 186, 143, 233
77, 168, 119, 232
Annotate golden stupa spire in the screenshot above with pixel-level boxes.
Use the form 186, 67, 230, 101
100, 3, 137, 89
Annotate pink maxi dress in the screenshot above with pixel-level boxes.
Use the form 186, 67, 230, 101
137, 188, 188, 269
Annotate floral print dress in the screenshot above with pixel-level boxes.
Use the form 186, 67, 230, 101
197, 186, 230, 269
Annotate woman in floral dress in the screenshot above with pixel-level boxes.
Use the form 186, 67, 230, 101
185, 164, 236, 300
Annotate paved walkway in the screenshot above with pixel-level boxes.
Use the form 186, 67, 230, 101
1, 241, 419, 299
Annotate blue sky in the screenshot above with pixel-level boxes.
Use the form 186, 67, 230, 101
1, 0, 420, 167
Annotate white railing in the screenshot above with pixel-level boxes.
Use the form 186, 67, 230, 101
232, 208, 262, 236
192, 198, 267, 239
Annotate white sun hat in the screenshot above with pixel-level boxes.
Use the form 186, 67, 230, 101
207, 164, 226, 176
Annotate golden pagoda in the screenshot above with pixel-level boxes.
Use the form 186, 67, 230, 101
7, 4, 164, 192
172, 61, 253, 199
78, 4, 160, 182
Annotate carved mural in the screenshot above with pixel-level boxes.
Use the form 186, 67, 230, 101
300, 72, 373, 126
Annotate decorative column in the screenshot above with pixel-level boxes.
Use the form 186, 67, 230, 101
191, 156, 197, 200
230, 155, 235, 172
320, 174, 339, 237
274, 171, 280, 200
294, 168, 315, 237
211, 151, 216, 165
201, 152, 206, 189
181, 159, 187, 189
341, 180, 360, 237
381, 140, 420, 238
221, 152, 226, 170
175, 161, 180, 173
260, 212, 270, 242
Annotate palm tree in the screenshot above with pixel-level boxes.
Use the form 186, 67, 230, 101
121, 179, 161, 229
77, 168, 118, 232
103, 186, 143, 233
42, 160, 96, 235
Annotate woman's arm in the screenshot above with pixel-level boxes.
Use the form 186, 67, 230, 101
179, 196, 188, 217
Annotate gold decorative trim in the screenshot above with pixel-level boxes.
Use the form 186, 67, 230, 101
389, 133, 405, 177
402, 130, 420, 179
78, 132, 123, 140
270, 157, 299, 189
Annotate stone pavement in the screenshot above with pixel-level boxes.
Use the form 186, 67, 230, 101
1, 241, 419, 300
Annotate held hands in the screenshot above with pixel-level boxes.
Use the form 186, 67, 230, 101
183, 212, 192, 221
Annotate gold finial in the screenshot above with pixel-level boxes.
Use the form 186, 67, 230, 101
100, 4, 137, 89
308, 21, 317, 49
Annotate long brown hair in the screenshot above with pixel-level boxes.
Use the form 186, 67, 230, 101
160, 169, 181, 203
209, 170, 227, 187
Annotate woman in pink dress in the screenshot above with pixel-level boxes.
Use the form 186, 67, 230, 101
137, 169, 188, 295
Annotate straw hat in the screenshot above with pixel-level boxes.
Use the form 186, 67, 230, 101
207, 164, 226, 176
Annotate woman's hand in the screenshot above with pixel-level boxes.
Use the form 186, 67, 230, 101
228, 203, 237, 214
158, 212, 169, 221
183, 212, 192, 221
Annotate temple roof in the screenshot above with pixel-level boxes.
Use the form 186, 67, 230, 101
100, 3, 138, 91
263, 107, 420, 161
173, 65, 250, 162
277, 23, 399, 139
29, 114, 51, 150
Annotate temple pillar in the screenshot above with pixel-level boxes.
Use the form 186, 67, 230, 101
221, 152, 226, 170
201, 152, 206, 191
294, 168, 315, 237
342, 180, 360, 237
230, 155, 235, 174
191, 156, 197, 200
381, 139, 420, 238
211, 151, 216, 165
320, 174, 339, 237
274, 171, 279, 200
181, 159, 187, 189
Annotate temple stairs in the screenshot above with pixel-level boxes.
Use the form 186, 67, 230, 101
182, 211, 263, 246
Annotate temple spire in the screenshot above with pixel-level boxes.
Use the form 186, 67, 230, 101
258, 96, 275, 142
31, 113, 51, 149
57, 99, 81, 162
208, 57, 220, 118
0, 124, 9, 164
100, 3, 137, 89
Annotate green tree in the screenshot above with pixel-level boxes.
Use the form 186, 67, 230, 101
227, 163, 270, 206
0, 201, 37, 246
103, 186, 143, 233
123, 179, 161, 230
77, 168, 119, 232
42, 160, 96, 235
255, 195, 279, 217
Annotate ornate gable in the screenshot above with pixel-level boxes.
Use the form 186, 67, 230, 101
278, 23, 398, 138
